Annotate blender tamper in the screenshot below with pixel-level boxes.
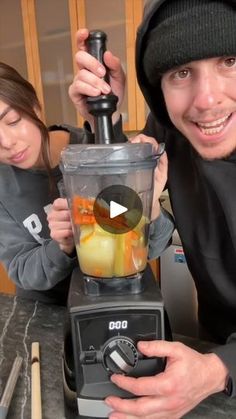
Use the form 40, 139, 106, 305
86, 30, 118, 144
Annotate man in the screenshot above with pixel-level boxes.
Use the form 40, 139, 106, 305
69, 0, 236, 417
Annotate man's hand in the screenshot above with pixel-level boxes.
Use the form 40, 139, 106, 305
47, 198, 75, 255
129, 134, 167, 221
69, 28, 126, 127
106, 340, 229, 419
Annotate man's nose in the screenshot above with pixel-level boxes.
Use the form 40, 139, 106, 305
192, 74, 223, 111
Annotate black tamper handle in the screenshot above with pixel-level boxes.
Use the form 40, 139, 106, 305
86, 30, 118, 144
86, 30, 109, 84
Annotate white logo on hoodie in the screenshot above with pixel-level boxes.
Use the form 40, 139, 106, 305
23, 214, 44, 243
23, 204, 52, 243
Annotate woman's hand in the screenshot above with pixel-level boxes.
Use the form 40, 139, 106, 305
47, 198, 75, 255
129, 134, 167, 221
68, 28, 126, 127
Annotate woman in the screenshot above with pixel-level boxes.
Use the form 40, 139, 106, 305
0, 62, 174, 305
0, 62, 92, 304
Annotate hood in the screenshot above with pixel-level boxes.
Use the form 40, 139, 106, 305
136, 0, 171, 128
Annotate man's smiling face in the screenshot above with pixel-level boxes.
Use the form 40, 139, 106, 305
161, 56, 236, 160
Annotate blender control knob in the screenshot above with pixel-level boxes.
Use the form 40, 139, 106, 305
103, 337, 138, 374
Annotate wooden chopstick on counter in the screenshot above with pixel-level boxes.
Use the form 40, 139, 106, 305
31, 342, 42, 419
0, 355, 23, 419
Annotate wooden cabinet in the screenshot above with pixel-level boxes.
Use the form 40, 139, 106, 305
0, 0, 146, 130
0, 264, 15, 295
81, 0, 146, 131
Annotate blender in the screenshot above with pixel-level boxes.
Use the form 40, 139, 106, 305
62, 31, 169, 419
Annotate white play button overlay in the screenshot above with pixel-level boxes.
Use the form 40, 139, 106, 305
110, 201, 128, 219
94, 185, 143, 234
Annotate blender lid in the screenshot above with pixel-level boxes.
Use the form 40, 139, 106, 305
60, 142, 165, 171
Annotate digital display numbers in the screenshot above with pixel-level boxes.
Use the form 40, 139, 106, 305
108, 320, 128, 330
79, 314, 158, 352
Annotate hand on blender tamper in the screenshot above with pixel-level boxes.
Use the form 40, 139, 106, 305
48, 30, 170, 254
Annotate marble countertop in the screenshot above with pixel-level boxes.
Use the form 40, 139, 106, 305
0, 293, 236, 419
0, 294, 66, 419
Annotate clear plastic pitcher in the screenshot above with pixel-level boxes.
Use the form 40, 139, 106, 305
60, 142, 160, 281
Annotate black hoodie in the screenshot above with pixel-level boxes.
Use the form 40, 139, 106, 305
135, 0, 236, 396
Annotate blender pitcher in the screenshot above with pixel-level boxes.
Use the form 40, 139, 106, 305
60, 142, 159, 284
60, 30, 163, 294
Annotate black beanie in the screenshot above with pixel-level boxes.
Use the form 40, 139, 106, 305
143, 0, 236, 86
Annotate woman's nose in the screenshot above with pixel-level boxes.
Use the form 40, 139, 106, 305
0, 131, 17, 149
192, 74, 223, 111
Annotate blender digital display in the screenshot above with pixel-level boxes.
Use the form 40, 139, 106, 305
78, 313, 158, 350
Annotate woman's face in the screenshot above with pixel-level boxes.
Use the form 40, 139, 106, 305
0, 100, 43, 169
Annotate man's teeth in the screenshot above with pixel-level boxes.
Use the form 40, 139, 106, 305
197, 114, 230, 135
200, 125, 224, 135
198, 115, 230, 128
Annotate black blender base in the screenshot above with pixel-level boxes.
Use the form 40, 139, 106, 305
63, 372, 99, 419
62, 357, 89, 419
64, 402, 79, 419
63, 384, 101, 419
62, 333, 102, 419
63, 266, 170, 418
64, 406, 100, 419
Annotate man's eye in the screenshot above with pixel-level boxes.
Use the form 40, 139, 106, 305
224, 57, 236, 67
176, 69, 189, 79
170, 68, 190, 80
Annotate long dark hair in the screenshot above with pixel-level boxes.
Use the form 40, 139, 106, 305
0, 62, 53, 183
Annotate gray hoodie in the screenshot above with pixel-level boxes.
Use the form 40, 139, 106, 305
0, 125, 87, 304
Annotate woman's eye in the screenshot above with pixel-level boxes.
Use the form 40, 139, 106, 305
5, 110, 21, 125
8, 118, 21, 126
224, 57, 236, 67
